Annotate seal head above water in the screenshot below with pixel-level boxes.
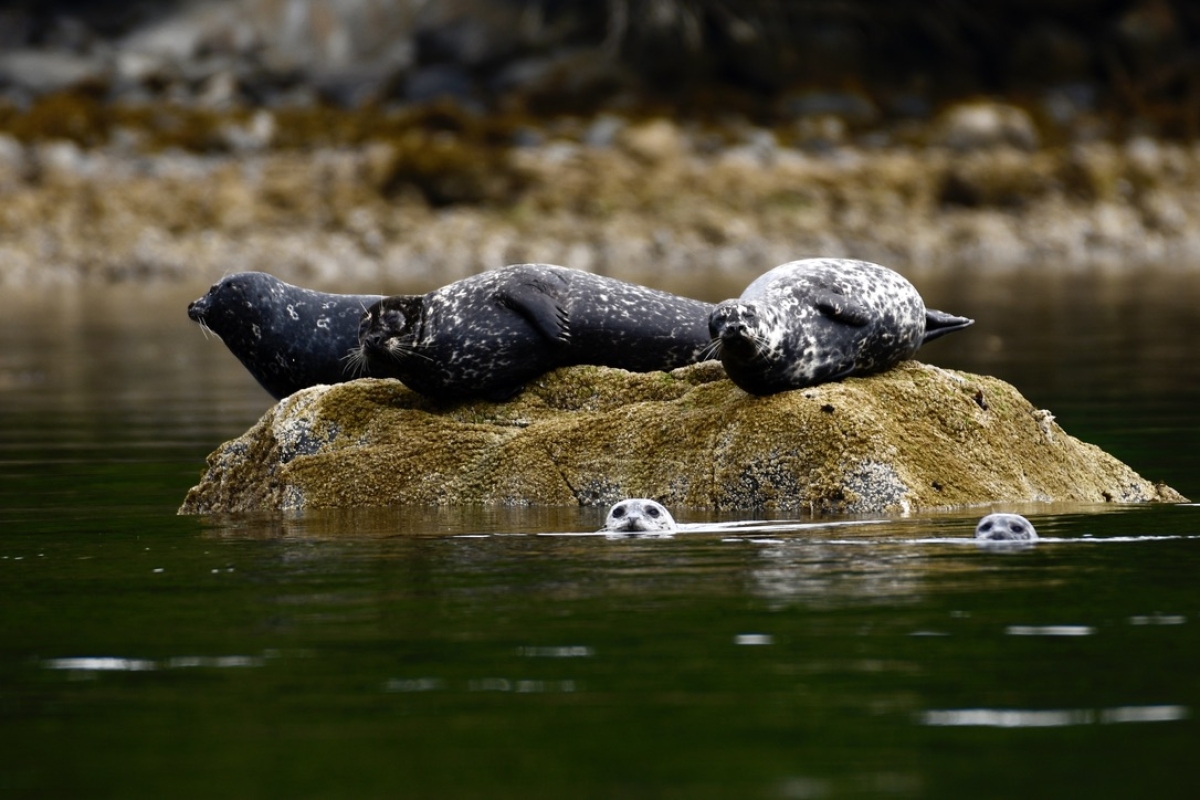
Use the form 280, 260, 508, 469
708, 258, 974, 395
356, 264, 714, 402
975, 513, 1038, 542
188, 272, 383, 400
601, 499, 678, 533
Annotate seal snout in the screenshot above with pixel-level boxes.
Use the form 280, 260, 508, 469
709, 303, 750, 340
719, 319, 749, 338
187, 296, 210, 322
361, 328, 385, 352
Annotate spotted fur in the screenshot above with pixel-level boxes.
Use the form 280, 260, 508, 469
975, 513, 1038, 542
188, 272, 384, 399
709, 258, 973, 395
357, 264, 714, 401
601, 499, 678, 532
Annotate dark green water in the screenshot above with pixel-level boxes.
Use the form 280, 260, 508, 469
1, 273, 1199, 798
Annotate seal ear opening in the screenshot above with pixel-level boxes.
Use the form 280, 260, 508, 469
923, 309, 974, 343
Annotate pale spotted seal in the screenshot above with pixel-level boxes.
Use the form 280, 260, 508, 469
601, 499, 678, 533
708, 258, 974, 395
356, 264, 714, 401
975, 513, 1038, 542
188, 272, 383, 399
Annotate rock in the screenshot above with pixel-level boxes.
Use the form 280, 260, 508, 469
932, 101, 1041, 151
0, 49, 110, 95
619, 118, 687, 163
178, 361, 1185, 515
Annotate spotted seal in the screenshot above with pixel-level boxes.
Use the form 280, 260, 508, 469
708, 258, 974, 395
601, 499, 678, 533
356, 264, 714, 401
188, 272, 383, 400
975, 513, 1038, 542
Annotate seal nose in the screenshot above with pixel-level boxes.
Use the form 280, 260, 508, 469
719, 319, 746, 338
187, 298, 206, 321
362, 330, 384, 351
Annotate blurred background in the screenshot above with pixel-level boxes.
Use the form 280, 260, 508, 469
1, 0, 1199, 288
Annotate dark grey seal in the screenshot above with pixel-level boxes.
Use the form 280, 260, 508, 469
708, 258, 974, 395
975, 513, 1038, 542
188, 272, 383, 400
356, 264, 714, 401
601, 499, 678, 533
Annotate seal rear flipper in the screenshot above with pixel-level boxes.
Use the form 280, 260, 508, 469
813, 293, 872, 327
501, 283, 571, 345
922, 309, 975, 343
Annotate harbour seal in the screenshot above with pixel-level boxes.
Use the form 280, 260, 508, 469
188, 272, 383, 400
708, 258, 974, 395
975, 513, 1038, 542
601, 499, 678, 533
356, 264, 714, 401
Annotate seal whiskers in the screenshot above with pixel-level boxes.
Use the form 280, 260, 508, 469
700, 337, 725, 362
341, 347, 369, 378
187, 272, 385, 399
194, 317, 216, 341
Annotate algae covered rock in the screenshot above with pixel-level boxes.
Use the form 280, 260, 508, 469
178, 361, 1185, 514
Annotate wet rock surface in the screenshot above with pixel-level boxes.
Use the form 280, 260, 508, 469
178, 361, 1186, 514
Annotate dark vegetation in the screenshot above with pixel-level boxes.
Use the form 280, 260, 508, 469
1, 1, 1198, 138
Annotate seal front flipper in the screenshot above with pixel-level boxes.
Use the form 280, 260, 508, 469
500, 283, 571, 345
814, 293, 872, 327
922, 309, 974, 343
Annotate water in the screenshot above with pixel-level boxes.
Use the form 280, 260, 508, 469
1, 272, 1199, 798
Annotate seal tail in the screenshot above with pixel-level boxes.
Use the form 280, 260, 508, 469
922, 309, 974, 344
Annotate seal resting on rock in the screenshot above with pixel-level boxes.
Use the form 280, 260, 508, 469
188, 272, 383, 400
355, 264, 714, 401
708, 258, 974, 395
975, 513, 1038, 542
601, 499, 678, 533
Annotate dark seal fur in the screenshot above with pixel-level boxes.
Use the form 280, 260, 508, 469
188, 272, 383, 400
356, 264, 714, 401
709, 258, 973, 395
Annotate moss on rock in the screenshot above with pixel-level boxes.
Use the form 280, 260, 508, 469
179, 361, 1185, 515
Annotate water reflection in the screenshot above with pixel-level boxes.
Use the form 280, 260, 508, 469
920, 705, 1189, 727
43, 654, 267, 672
1005, 624, 1094, 636
3, 274, 1200, 797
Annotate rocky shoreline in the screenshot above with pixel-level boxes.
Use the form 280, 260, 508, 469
2, 2, 1199, 287
3, 107, 1200, 288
